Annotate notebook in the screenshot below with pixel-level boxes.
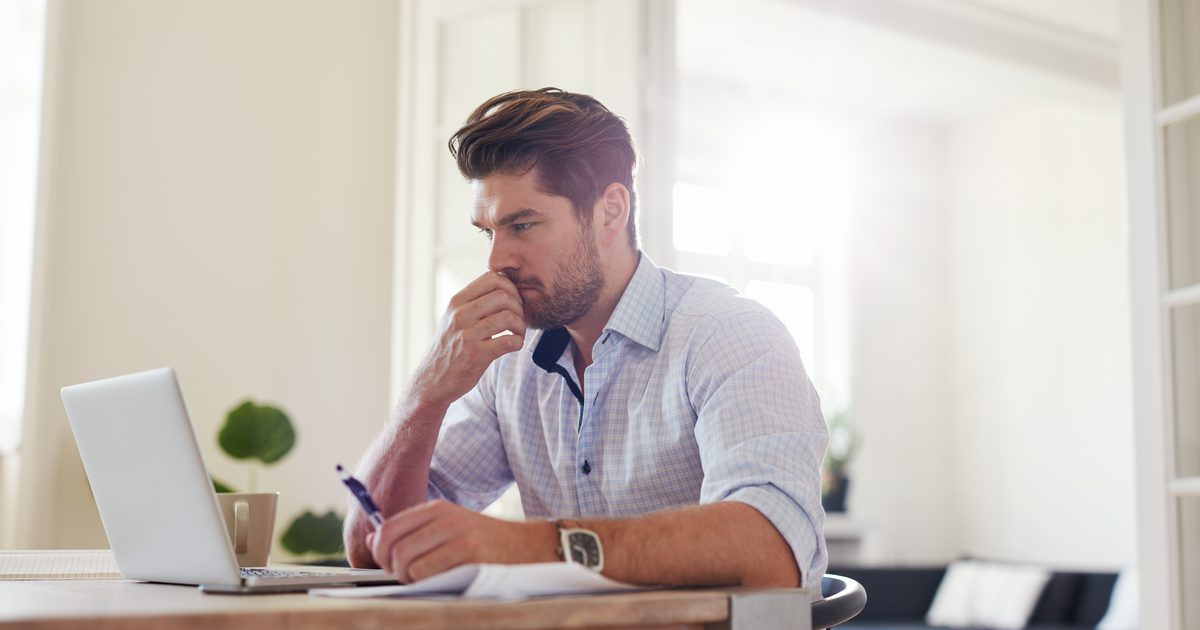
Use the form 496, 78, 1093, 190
0, 550, 122, 580
60, 367, 396, 593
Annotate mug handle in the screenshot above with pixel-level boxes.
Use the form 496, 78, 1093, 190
234, 500, 250, 554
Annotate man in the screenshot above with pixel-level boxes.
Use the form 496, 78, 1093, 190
345, 88, 828, 589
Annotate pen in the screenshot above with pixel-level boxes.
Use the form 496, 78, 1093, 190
337, 464, 385, 529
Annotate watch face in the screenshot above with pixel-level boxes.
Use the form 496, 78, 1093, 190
566, 531, 602, 568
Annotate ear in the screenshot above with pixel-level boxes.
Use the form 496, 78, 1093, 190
593, 182, 630, 247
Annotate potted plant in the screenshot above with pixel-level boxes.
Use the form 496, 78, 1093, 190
212, 400, 347, 560
821, 409, 857, 513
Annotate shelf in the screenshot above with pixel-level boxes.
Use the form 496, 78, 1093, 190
1169, 477, 1200, 496
1159, 93, 1200, 127
823, 514, 867, 539
1163, 284, 1200, 308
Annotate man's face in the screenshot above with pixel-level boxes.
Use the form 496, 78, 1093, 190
471, 170, 604, 330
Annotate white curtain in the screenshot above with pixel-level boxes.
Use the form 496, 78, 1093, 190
0, 0, 48, 547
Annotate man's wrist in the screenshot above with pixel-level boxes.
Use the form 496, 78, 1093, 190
528, 520, 560, 563
395, 373, 459, 425
405, 378, 456, 413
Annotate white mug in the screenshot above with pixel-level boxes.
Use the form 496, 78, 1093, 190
216, 492, 279, 567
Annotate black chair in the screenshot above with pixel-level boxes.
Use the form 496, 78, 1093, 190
812, 573, 868, 629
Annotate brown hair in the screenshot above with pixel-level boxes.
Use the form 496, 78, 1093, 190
449, 88, 639, 247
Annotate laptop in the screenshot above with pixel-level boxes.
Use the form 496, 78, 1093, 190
60, 367, 397, 593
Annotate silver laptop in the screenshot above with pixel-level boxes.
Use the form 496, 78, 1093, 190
60, 367, 396, 593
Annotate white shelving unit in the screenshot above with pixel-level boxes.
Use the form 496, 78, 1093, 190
823, 514, 867, 567
1168, 477, 1200, 497
1125, 2, 1200, 628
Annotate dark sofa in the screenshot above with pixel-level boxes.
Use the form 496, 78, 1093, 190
830, 565, 1118, 629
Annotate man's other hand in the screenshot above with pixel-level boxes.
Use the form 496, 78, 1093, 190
412, 271, 526, 408
367, 500, 557, 583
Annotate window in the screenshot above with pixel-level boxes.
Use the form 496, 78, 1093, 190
670, 180, 834, 390
667, 107, 854, 409
0, 0, 48, 452
670, 18, 856, 410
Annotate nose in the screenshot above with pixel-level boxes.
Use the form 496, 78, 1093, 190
487, 233, 519, 276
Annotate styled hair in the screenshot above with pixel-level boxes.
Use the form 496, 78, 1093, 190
449, 87, 639, 247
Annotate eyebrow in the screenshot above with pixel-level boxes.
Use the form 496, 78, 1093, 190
471, 207, 541, 229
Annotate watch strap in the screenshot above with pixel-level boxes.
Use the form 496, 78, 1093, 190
554, 519, 581, 560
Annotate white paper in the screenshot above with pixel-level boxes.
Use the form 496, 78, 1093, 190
309, 562, 646, 600
0, 549, 122, 580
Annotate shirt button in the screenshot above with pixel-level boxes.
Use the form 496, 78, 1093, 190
581, 460, 591, 474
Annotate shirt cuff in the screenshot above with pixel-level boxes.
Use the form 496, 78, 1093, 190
724, 484, 828, 591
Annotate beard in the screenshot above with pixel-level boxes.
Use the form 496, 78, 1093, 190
509, 225, 604, 330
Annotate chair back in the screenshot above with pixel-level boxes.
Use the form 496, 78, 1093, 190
812, 573, 867, 629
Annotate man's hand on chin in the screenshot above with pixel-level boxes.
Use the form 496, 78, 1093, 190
367, 500, 558, 583
412, 271, 527, 409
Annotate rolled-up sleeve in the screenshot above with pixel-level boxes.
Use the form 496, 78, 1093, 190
689, 309, 829, 589
426, 362, 515, 511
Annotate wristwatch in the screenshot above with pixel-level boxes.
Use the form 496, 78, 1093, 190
555, 519, 604, 572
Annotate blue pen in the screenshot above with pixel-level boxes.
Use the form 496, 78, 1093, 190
337, 464, 385, 529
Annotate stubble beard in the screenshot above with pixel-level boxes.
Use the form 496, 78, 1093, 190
512, 225, 605, 331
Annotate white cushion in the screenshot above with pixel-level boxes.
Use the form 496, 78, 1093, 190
1096, 568, 1138, 630
925, 561, 978, 627
925, 560, 1051, 629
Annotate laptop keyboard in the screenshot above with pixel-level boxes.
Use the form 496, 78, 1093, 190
240, 567, 344, 579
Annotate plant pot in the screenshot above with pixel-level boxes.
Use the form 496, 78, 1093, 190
822, 474, 850, 513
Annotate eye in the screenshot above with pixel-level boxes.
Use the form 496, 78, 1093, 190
478, 227, 494, 241
512, 222, 535, 232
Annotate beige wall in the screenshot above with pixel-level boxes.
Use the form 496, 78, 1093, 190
14, 0, 398, 553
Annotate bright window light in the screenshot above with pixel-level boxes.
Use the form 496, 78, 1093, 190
672, 182, 733, 255
0, 0, 47, 452
687, 271, 730, 286
745, 281, 815, 375
743, 194, 816, 267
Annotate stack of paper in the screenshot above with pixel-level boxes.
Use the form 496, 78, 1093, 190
0, 549, 122, 580
310, 562, 647, 600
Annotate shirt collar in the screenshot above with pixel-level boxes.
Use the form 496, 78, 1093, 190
601, 253, 665, 352
530, 253, 666, 371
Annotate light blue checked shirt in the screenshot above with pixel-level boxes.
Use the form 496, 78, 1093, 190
427, 254, 829, 587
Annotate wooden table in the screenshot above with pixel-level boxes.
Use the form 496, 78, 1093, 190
0, 579, 812, 629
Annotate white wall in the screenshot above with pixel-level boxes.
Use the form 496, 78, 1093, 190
847, 124, 958, 564
945, 99, 1135, 568
847, 97, 1135, 569
13, 0, 398, 554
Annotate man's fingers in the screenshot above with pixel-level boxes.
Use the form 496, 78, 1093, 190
387, 519, 459, 583
483, 332, 526, 358
456, 289, 524, 332
469, 309, 527, 342
407, 540, 474, 583
453, 271, 520, 307
370, 503, 443, 575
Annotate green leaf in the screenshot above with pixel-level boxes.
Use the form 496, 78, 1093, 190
281, 510, 345, 556
218, 400, 295, 464
211, 476, 238, 493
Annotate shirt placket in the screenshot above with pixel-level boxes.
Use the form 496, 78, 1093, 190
575, 332, 616, 517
